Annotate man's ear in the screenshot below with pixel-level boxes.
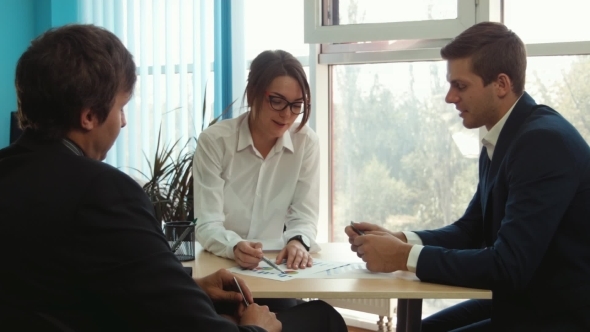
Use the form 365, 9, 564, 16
79, 108, 98, 131
495, 73, 512, 98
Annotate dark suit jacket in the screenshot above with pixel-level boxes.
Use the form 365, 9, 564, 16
0, 131, 264, 332
414, 93, 590, 330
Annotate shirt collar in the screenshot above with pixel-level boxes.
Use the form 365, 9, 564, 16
61, 138, 85, 156
237, 114, 254, 152
236, 113, 294, 153
481, 95, 522, 160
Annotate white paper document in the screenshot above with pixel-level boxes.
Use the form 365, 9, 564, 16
298, 262, 411, 279
229, 259, 350, 281
229, 258, 416, 281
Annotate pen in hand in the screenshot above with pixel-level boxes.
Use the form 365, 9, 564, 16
261, 256, 286, 274
233, 276, 250, 307
350, 221, 365, 235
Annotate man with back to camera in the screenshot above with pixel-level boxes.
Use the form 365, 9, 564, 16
346, 22, 590, 331
0, 24, 347, 332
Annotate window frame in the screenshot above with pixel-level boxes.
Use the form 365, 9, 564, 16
304, 0, 476, 44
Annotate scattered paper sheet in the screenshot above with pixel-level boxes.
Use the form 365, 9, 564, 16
229, 259, 350, 281
304, 263, 419, 280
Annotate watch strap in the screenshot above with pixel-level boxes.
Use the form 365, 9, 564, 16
287, 235, 310, 251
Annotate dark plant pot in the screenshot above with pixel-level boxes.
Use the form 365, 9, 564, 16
164, 221, 195, 261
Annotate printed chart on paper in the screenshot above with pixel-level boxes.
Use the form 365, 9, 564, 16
229, 259, 349, 281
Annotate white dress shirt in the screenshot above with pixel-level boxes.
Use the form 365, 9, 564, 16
404, 96, 521, 273
193, 112, 320, 259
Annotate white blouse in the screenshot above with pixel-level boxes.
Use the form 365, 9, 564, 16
193, 112, 320, 259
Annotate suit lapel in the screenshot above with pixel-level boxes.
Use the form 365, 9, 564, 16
485, 93, 538, 185
481, 92, 539, 244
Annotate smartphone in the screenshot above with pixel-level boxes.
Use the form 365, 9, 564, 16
350, 221, 365, 235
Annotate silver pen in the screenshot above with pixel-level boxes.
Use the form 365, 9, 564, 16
233, 276, 250, 307
261, 256, 286, 274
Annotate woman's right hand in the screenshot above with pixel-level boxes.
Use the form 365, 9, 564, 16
240, 304, 281, 332
233, 241, 263, 269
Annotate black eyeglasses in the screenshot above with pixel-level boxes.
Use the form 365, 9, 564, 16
265, 92, 307, 115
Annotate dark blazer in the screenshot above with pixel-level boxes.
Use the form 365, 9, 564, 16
0, 131, 264, 332
414, 93, 590, 330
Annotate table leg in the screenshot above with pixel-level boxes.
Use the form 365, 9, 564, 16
396, 299, 408, 332
396, 299, 423, 332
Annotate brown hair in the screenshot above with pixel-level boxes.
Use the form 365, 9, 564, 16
15, 24, 136, 140
245, 50, 311, 132
440, 22, 526, 95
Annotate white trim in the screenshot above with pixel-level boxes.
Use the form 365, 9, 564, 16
526, 41, 590, 57
475, 0, 502, 23
319, 48, 444, 65
309, 43, 330, 243
231, 0, 247, 115
304, 0, 476, 44
322, 39, 451, 54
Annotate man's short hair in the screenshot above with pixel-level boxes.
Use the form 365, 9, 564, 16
440, 22, 527, 95
15, 24, 136, 139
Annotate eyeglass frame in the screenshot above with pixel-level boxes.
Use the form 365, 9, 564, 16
265, 91, 308, 115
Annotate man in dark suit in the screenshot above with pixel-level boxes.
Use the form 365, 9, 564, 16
0, 24, 346, 332
346, 22, 590, 331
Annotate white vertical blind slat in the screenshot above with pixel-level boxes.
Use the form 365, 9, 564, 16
179, 0, 189, 146
103, 0, 114, 31
164, 0, 175, 147
192, 0, 203, 133
102, 0, 116, 166
200, 0, 210, 128
139, 0, 150, 175
152, 0, 163, 161
114, 0, 127, 168
92, 0, 104, 27
78, 0, 92, 23
125, 0, 138, 175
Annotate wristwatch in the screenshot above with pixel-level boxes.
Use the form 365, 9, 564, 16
288, 235, 310, 251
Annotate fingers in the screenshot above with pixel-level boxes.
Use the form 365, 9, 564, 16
235, 251, 261, 269
234, 242, 263, 269
275, 247, 287, 265
235, 276, 254, 304
344, 226, 359, 238
290, 250, 304, 269
283, 248, 313, 269
306, 254, 313, 267
238, 241, 263, 258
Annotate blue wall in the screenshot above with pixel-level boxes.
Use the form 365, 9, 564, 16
0, 0, 77, 148
0, 0, 35, 148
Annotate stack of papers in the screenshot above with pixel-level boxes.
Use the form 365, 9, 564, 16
229, 259, 400, 281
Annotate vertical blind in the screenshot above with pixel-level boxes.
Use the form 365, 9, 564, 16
77, 0, 214, 181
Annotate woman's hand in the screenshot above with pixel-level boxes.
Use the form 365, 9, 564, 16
233, 241, 263, 269
275, 240, 313, 269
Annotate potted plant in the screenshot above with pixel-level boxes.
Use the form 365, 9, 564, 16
140, 94, 234, 260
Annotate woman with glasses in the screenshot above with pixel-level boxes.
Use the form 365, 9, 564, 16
192, 50, 319, 312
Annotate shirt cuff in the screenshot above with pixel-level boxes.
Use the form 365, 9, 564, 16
225, 238, 243, 260
406, 245, 424, 273
402, 231, 423, 245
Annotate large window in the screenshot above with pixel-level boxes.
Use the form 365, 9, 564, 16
307, 0, 590, 322
505, 0, 590, 44
331, 61, 478, 242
